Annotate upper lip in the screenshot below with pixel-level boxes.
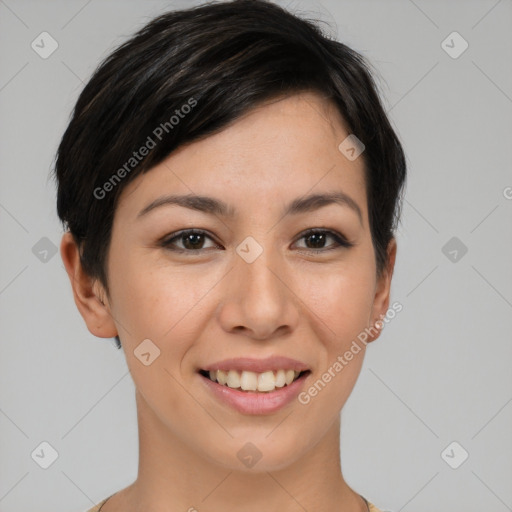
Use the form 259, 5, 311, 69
201, 356, 310, 373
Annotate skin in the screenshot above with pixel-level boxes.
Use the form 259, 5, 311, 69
61, 92, 396, 512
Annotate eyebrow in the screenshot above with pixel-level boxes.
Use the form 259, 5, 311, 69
136, 191, 363, 225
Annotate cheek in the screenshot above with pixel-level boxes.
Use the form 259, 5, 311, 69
295, 262, 375, 342
111, 257, 221, 350
112, 262, 214, 414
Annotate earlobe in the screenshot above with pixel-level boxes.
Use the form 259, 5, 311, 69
60, 231, 118, 338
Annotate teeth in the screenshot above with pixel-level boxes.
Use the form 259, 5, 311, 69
240, 370, 258, 391
257, 371, 276, 392
275, 369, 286, 388
285, 370, 295, 386
217, 369, 228, 385
205, 369, 304, 392
226, 370, 241, 388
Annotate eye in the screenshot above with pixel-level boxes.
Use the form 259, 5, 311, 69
160, 228, 353, 254
293, 229, 353, 252
160, 229, 221, 252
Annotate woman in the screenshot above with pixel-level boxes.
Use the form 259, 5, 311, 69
53, 1, 406, 510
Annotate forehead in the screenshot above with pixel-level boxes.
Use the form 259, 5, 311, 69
116, 92, 367, 223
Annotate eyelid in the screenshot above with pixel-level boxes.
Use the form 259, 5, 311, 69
160, 229, 221, 251
292, 228, 354, 251
160, 227, 354, 252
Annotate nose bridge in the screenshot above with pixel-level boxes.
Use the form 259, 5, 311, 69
219, 233, 299, 339
236, 233, 285, 301
238, 240, 279, 291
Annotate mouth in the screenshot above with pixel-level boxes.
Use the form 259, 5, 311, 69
198, 368, 311, 393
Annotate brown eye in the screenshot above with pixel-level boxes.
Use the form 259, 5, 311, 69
181, 232, 206, 250
304, 232, 328, 249
294, 229, 353, 252
161, 230, 220, 252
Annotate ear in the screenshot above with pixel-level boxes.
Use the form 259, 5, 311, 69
367, 237, 397, 343
60, 231, 118, 338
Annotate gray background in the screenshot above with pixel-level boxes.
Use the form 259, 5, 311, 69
1, 0, 511, 511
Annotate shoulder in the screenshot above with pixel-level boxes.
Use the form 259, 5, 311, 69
84, 497, 110, 512
368, 502, 393, 512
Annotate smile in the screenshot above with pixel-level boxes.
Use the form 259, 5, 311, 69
199, 369, 309, 393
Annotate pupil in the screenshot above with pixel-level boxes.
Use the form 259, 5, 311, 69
183, 233, 203, 249
307, 233, 325, 249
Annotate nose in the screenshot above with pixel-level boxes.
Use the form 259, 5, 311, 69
216, 243, 300, 341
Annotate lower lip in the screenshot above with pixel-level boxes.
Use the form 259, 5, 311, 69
199, 372, 309, 415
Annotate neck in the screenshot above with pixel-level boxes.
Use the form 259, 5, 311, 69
107, 390, 368, 512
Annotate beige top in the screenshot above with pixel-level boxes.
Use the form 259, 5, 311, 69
85, 494, 387, 511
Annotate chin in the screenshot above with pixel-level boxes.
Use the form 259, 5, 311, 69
202, 435, 308, 473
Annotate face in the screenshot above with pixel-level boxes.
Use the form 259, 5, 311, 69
71, 92, 395, 472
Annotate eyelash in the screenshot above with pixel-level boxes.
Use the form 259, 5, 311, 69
160, 228, 354, 254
